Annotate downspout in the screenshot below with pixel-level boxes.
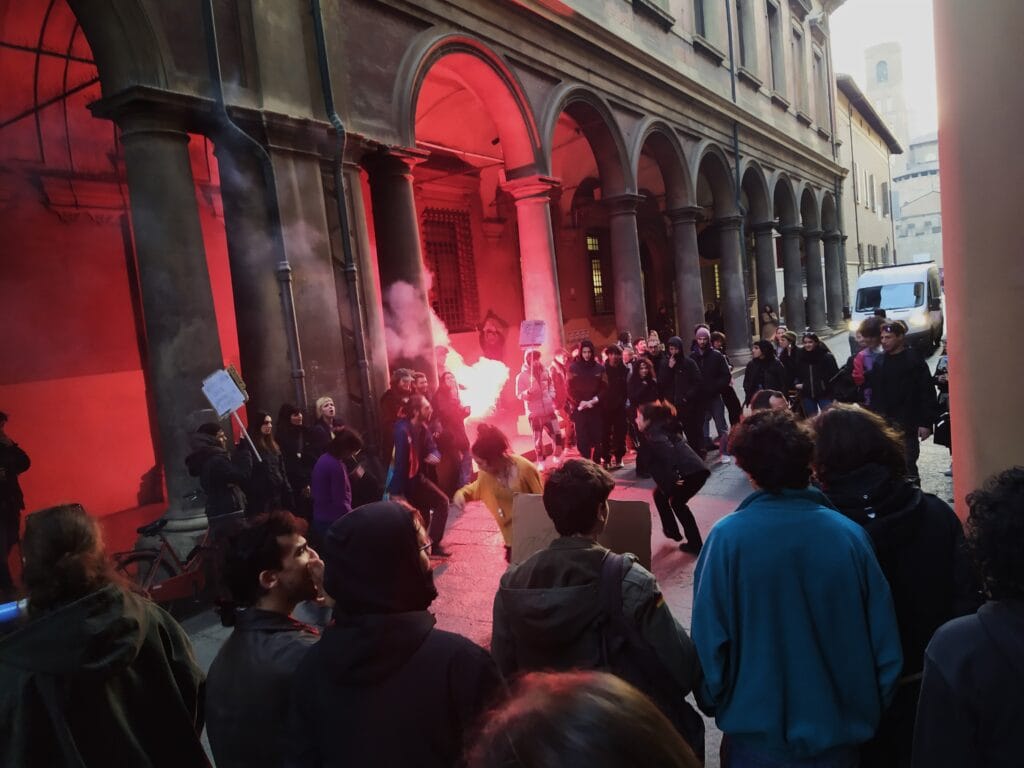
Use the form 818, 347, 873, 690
310, 0, 380, 456
724, 0, 750, 334
887, 158, 897, 264
847, 99, 863, 272
822, 17, 849, 316
200, 0, 307, 410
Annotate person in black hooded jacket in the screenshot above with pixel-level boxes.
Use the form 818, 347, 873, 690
811, 405, 979, 768
742, 340, 788, 406
287, 501, 503, 768
568, 340, 607, 463
658, 336, 703, 459
185, 423, 251, 521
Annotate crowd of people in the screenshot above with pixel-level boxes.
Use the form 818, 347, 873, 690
1, 311, 1020, 768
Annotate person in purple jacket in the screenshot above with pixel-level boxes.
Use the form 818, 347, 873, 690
310, 428, 356, 543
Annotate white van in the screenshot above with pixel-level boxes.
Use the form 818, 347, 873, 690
848, 262, 944, 354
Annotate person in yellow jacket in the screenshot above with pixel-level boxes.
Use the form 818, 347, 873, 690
451, 424, 543, 561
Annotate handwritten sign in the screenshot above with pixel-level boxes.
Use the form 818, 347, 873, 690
519, 320, 548, 348
202, 369, 247, 417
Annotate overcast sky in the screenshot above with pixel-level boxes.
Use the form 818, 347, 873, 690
830, 0, 938, 138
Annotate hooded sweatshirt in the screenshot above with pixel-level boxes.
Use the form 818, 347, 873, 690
0, 585, 208, 767
515, 353, 557, 420
185, 431, 250, 518
287, 503, 502, 768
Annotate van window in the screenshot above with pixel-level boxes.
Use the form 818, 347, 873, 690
856, 282, 925, 311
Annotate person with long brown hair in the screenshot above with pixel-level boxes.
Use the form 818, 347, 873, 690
243, 411, 293, 517
0, 504, 208, 767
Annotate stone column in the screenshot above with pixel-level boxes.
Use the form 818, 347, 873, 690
823, 231, 845, 329
934, 0, 1024, 516
718, 215, 753, 363
803, 229, 828, 332
752, 221, 780, 328
117, 109, 225, 521
503, 175, 565, 357
666, 207, 705, 337
605, 193, 648, 340
365, 148, 437, 386
214, 143, 297, 413
780, 225, 806, 331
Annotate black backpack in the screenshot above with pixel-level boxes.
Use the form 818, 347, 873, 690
830, 357, 863, 404
599, 553, 706, 762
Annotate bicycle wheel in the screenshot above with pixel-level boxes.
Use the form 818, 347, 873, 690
114, 552, 176, 597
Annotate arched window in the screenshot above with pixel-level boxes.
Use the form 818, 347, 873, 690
876, 60, 889, 83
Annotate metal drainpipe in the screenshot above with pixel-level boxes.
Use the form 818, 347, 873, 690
309, 0, 380, 456
724, 0, 750, 335
200, 0, 307, 411
847, 100, 863, 273
822, 19, 848, 316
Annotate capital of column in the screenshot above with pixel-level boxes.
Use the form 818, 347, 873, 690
501, 174, 561, 205
604, 193, 645, 217
90, 86, 197, 145
803, 228, 824, 240
716, 215, 745, 231
823, 230, 843, 243
780, 224, 803, 239
342, 132, 376, 170
751, 220, 778, 235
665, 206, 704, 226
364, 146, 430, 180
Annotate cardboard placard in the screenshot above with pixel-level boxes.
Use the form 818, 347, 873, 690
519, 320, 548, 348
202, 369, 247, 418
510, 493, 652, 570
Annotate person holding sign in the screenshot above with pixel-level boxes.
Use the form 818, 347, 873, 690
186, 423, 251, 524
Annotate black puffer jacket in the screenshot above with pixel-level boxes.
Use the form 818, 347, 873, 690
568, 347, 606, 409
185, 433, 251, 518
642, 420, 708, 495
742, 356, 788, 405
690, 345, 731, 401
794, 345, 840, 399
603, 361, 628, 411
627, 371, 660, 416
657, 338, 702, 408
243, 442, 292, 517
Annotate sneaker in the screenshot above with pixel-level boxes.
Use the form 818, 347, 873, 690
430, 544, 452, 558
719, 455, 732, 464
944, 463, 953, 477
679, 541, 703, 555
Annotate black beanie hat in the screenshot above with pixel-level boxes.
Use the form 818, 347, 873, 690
321, 501, 438, 615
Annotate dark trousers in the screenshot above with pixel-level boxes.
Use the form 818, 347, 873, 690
0, 509, 16, 593
680, 408, 706, 460
408, 475, 450, 547
722, 386, 743, 426
652, 470, 709, 544
602, 407, 628, 463
904, 431, 921, 482
574, 408, 605, 463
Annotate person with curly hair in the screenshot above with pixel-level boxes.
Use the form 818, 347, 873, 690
692, 410, 902, 768
811, 404, 980, 767
912, 467, 1024, 768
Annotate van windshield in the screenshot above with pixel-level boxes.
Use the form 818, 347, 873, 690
856, 282, 924, 312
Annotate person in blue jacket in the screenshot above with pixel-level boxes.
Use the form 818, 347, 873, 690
691, 409, 902, 768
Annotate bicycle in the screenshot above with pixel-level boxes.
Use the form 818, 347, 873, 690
112, 505, 244, 610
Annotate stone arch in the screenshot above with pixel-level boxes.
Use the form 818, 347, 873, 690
631, 119, 692, 209
67, 0, 170, 93
772, 173, 799, 225
740, 160, 772, 222
800, 185, 821, 229
820, 191, 838, 232
395, 31, 542, 171
693, 140, 738, 216
540, 84, 633, 195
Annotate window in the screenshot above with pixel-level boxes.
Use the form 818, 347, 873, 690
881, 182, 890, 216
852, 161, 860, 204
421, 208, 480, 332
876, 60, 888, 83
862, 169, 869, 209
856, 282, 925, 312
587, 231, 614, 315
812, 48, 827, 126
766, 1, 784, 92
791, 26, 807, 110
694, 0, 707, 36
868, 174, 876, 212
736, 0, 756, 69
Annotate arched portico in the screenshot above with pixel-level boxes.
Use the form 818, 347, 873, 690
773, 173, 805, 331
801, 186, 828, 332
696, 143, 750, 360
820, 192, 844, 328
741, 162, 776, 339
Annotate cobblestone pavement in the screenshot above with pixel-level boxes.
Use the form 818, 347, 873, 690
183, 331, 953, 767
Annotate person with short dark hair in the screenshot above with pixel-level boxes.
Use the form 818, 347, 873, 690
710, 331, 744, 427
467, 670, 701, 768
811, 405, 979, 767
691, 326, 732, 461
851, 316, 886, 406
602, 345, 628, 470
867, 321, 938, 485
379, 368, 414, 465
491, 459, 704, 759
287, 501, 502, 768
627, 357, 660, 477
206, 511, 326, 768
0, 411, 29, 599
658, 335, 704, 459
567, 340, 607, 463
748, 389, 789, 412
636, 401, 709, 554
310, 427, 354, 542
692, 410, 902, 768
912, 467, 1024, 768
0, 504, 208, 767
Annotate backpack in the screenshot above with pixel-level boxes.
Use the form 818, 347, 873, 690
830, 357, 863, 404
599, 553, 706, 761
